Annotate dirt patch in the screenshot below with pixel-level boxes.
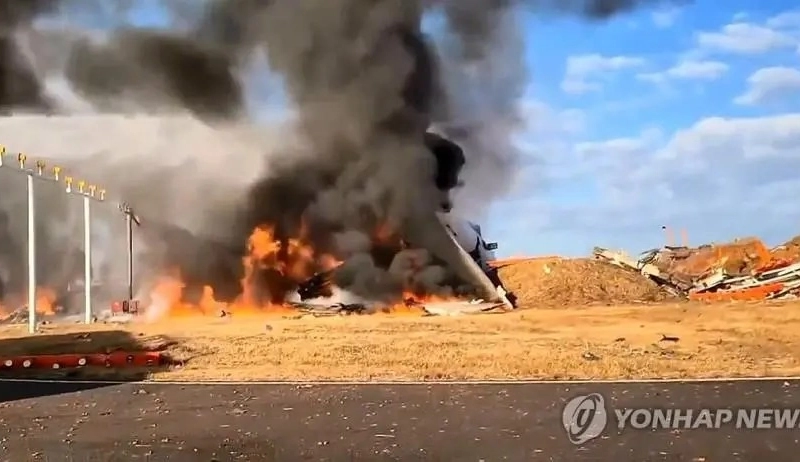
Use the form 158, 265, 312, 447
497, 257, 676, 308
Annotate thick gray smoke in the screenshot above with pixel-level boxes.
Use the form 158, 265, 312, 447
65, 29, 244, 120
0, 0, 681, 308
0, 0, 60, 112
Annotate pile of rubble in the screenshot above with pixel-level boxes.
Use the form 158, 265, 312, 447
593, 235, 800, 302
494, 256, 676, 308
0, 306, 30, 325
0, 305, 92, 326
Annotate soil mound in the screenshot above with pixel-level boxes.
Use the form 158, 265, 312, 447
495, 257, 676, 308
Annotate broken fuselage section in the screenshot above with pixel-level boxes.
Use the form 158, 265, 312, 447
416, 130, 518, 309
297, 130, 518, 309
437, 212, 518, 309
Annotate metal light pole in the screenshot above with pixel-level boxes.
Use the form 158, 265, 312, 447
83, 195, 92, 324
65, 178, 107, 325
126, 211, 133, 301
26, 172, 36, 334
118, 202, 140, 302
0, 145, 107, 333
0, 150, 46, 334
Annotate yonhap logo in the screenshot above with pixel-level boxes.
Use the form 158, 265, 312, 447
562, 393, 608, 444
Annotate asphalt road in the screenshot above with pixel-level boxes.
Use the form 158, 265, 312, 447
1, 379, 799, 461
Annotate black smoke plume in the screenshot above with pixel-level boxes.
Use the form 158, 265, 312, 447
0, 0, 684, 308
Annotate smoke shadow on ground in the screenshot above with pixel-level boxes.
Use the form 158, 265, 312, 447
0, 329, 181, 402
0, 378, 121, 403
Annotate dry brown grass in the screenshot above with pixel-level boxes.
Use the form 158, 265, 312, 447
2, 300, 800, 381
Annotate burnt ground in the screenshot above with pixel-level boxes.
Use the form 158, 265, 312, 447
0, 379, 799, 461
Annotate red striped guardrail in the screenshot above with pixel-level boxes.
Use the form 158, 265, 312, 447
0, 351, 163, 370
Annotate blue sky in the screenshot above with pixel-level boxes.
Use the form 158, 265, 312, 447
66, 1, 800, 258
479, 0, 800, 257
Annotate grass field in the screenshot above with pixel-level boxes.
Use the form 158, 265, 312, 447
2, 300, 800, 381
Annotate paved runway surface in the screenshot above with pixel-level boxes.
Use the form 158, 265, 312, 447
1, 379, 799, 461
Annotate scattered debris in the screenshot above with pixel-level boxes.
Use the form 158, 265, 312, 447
288, 302, 368, 317
582, 351, 601, 361
0, 306, 30, 325
6, 234, 800, 326
420, 301, 507, 316
593, 242, 800, 302
593, 247, 689, 294
99, 311, 135, 324
288, 299, 505, 317
0, 306, 71, 326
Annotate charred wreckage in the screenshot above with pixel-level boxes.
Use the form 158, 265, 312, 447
293, 130, 519, 312
150, 131, 517, 318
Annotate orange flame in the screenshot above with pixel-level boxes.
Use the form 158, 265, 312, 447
146, 224, 346, 320
386, 290, 452, 315
144, 221, 461, 320
374, 222, 396, 245
35, 287, 58, 315
0, 286, 59, 317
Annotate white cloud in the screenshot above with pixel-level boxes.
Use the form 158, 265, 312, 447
561, 54, 645, 94
734, 66, 800, 105
589, 113, 800, 215
651, 7, 682, 29
518, 101, 586, 136
696, 22, 796, 54
666, 60, 729, 79
575, 128, 662, 160
766, 10, 800, 29
635, 72, 665, 85
638, 59, 729, 84
656, 115, 800, 162
511, 101, 587, 186
497, 109, 800, 255
732, 12, 749, 22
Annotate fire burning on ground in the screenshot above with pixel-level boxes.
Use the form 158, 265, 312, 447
143, 222, 458, 320
0, 286, 59, 319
